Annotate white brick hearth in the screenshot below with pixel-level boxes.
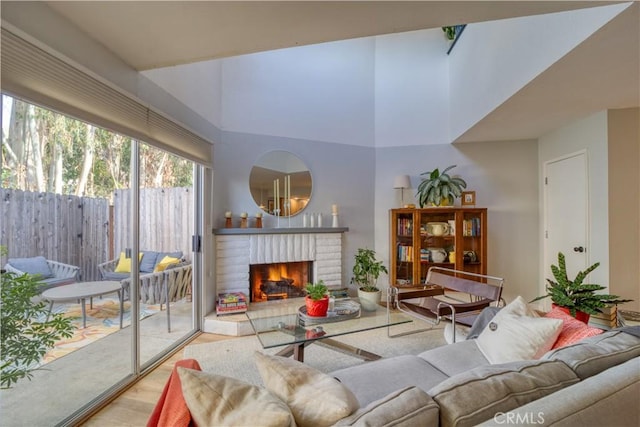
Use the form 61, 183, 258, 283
205, 228, 347, 335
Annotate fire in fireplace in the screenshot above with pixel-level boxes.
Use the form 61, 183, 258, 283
249, 261, 312, 302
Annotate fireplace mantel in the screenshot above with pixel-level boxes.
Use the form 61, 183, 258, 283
213, 227, 348, 235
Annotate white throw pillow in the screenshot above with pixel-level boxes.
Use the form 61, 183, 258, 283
476, 296, 562, 364
178, 367, 296, 427
254, 351, 360, 427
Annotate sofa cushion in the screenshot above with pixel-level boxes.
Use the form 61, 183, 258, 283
333, 386, 439, 427
331, 354, 449, 407
102, 272, 129, 281
480, 357, 640, 427
419, 339, 490, 377
428, 359, 579, 427
8, 256, 53, 278
254, 351, 359, 427
542, 329, 640, 379
476, 296, 562, 363
177, 367, 295, 427
139, 251, 160, 273
544, 306, 604, 348
114, 252, 142, 273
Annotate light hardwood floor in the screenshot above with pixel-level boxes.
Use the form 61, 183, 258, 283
82, 333, 233, 427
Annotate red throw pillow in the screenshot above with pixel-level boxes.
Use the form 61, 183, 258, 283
545, 306, 603, 349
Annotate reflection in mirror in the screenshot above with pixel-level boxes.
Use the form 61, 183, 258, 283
249, 151, 312, 217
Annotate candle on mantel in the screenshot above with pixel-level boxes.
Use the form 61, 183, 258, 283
225, 211, 232, 218
332, 204, 338, 214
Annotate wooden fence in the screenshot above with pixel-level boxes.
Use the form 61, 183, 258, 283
1, 188, 193, 281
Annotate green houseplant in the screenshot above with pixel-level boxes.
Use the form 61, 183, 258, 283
531, 252, 632, 322
351, 248, 388, 311
1, 269, 75, 388
304, 280, 329, 317
416, 165, 467, 207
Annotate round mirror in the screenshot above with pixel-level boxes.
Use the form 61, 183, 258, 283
249, 151, 312, 217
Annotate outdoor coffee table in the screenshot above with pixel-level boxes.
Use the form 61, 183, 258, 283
246, 297, 412, 362
42, 281, 123, 329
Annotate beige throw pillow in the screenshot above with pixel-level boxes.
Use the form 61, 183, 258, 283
254, 351, 359, 427
476, 296, 562, 363
177, 367, 296, 427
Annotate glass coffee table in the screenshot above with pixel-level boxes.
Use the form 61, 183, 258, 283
246, 297, 411, 362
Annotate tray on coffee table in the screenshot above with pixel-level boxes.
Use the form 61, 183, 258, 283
298, 299, 361, 326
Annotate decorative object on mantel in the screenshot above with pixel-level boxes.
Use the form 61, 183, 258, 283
225, 211, 232, 228
416, 165, 467, 207
309, 212, 315, 228
332, 204, 339, 228
255, 212, 263, 229
530, 252, 633, 323
240, 212, 248, 228
393, 175, 412, 208
317, 213, 323, 227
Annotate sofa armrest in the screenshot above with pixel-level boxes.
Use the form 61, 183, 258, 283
3, 263, 24, 275
98, 258, 118, 279
46, 260, 80, 280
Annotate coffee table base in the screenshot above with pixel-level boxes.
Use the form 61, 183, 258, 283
275, 338, 382, 363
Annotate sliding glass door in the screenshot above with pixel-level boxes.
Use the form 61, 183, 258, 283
0, 94, 201, 426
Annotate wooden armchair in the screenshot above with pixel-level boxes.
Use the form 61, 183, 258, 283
387, 267, 504, 342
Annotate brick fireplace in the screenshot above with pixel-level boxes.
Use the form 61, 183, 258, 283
249, 261, 312, 302
214, 230, 346, 305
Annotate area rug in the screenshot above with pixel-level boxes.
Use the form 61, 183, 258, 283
184, 322, 448, 386
40, 298, 160, 365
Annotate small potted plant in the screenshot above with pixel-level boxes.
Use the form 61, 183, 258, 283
416, 165, 467, 207
304, 280, 329, 317
531, 252, 632, 323
351, 248, 388, 312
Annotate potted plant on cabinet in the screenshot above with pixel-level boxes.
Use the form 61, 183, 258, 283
304, 280, 329, 317
530, 252, 632, 323
416, 165, 467, 207
352, 248, 388, 312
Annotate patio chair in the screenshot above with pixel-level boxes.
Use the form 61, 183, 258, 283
387, 267, 504, 342
98, 251, 192, 332
4, 256, 79, 292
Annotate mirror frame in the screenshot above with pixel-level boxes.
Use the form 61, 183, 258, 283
249, 151, 312, 217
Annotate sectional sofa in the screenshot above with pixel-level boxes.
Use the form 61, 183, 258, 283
161, 303, 640, 427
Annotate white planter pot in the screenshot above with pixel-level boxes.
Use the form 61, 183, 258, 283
357, 288, 381, 312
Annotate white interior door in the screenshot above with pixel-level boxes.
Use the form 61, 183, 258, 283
544, 151, 589, 297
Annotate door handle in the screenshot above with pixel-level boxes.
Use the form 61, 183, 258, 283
573, 246, 585, 253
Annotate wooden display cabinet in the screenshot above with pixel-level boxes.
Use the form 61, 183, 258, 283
390, 207, 487, 286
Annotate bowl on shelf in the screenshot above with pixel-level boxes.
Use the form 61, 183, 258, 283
426, 222, 451, 237
427, 247, 447, 263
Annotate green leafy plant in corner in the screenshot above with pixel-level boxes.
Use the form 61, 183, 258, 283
530, 252, 632, 317
351, 248, 388, 292
1, 257, 75, 388
416, 165, 467, 207
442, 26, 457, 41
305, 280, 328, 301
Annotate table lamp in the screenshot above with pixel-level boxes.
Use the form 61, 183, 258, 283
393, 175, 412, 207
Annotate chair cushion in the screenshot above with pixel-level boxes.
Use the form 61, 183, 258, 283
114, 252, 142, 273
154, 256, 181, 272
8, 256, 53, 278
177, 367, 295, 427
334, 386, 439, 427
428, 359, 579, 427
475, 296, 562, 363
139, 251, 160, 273
254, 351, 359, 427
102, 272, 129, 281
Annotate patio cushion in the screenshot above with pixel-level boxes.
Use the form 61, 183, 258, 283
103, 272, 129, 281
140, 251, 160, 273
8, 256, 53, 278
154, 256, 181, 272
114, 252, 142, 273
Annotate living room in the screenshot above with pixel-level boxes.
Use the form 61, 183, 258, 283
1, 1, 639, 425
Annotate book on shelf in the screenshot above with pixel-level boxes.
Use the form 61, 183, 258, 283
462, 218, 481, 237
217, 292, 248, 315
397, 244, 413, 262
397, 218, 413, 236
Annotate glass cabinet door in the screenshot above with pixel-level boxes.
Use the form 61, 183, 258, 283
393, 211, 415, 285
418, 210, 456, 284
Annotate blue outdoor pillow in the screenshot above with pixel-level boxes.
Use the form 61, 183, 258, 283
139, 251, 160, 273
8, 256, 54, 278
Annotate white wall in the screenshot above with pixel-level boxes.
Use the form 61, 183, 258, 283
374, 140, 540, 304
449, 3, 629, 141
374, 29, 450, 147
538, 111, 609, 294
220, 38, 376, 146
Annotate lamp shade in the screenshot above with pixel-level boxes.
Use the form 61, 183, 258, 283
393, 175, 411, 189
